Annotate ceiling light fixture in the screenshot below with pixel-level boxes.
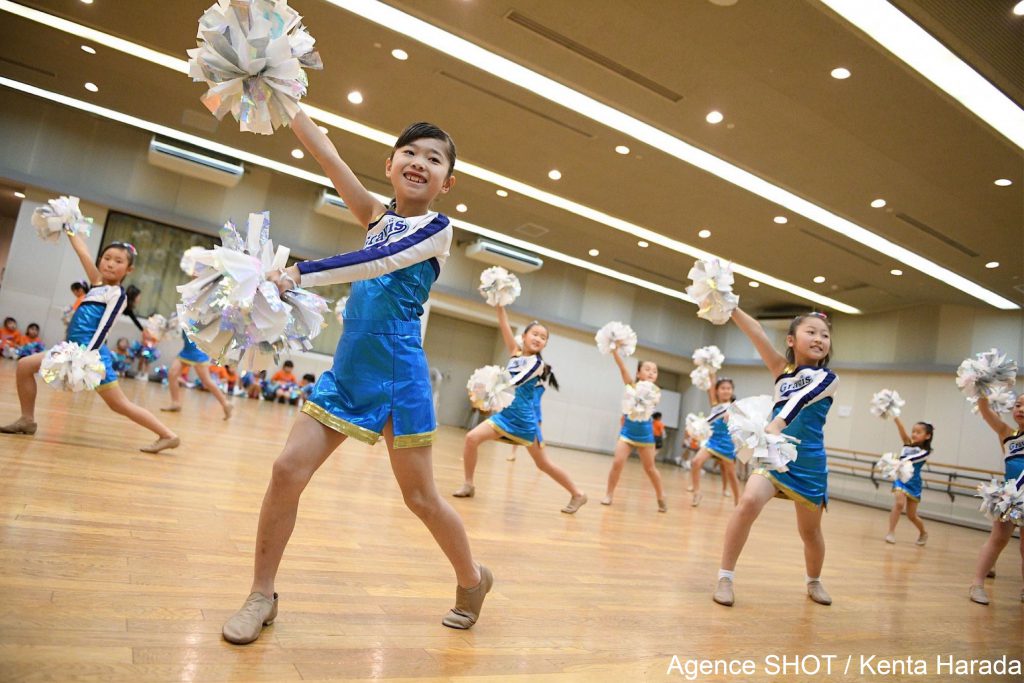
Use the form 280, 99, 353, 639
820, 0, 1024, 151
705, 110, 724, 124
615, 145, 630, 155
813, 276, 826, 284
80, 0, 93, 4
985, 261, 1000, 269
455, 203, 468, 213
391, 48, 408, 60
81, 45, 96, 54
0, 77, 699, 306
0, 1, 1012, 310
83, 82, 98, 92
994, 178, 1013, 186
748, 281, 759, 288
697, 229, 711, 239
13, 191, 25, 198
347, 91, 363, 104
890, 269, 903, 276
547, 169, 561, 180
1014, 1, 1024, 15
290, 148, 304, 159
637, 240, 649, 248
588, 249, 600, 257
773, 216, 788, 224
870, 198, 887, 208
495, 189, 508, 197
830, 67, 851, 79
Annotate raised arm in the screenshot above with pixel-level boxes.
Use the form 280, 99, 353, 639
495, 305, 520, 355
975, 396, 1013, 442
611, 348, 633, 386
67, 232, 101, 284
730, 307, 787, 377
706, 370, 718, 407
893, 416, 912, 445
292, 108, 386, 227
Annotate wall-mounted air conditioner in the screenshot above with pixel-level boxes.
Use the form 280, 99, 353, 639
147, 137, 244, 187
313, 188, 360, 225
465, 238, 543, 273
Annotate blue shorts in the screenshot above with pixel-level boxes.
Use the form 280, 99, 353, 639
301, 319, 434, 449
706, 428, 736, 462
619, 418, 655, 448
892, 461, 925, 501
178, 333, 210, 365
95, 345, 119, 390
756, 448, 828, 509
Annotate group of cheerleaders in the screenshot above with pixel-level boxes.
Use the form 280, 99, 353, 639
1, 107, 1020, 647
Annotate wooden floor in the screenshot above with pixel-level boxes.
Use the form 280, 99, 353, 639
0, 363, 1021, 682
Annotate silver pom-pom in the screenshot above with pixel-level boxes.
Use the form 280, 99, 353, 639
595, 321, 637, 356
692, 345, 724, 371
876, 452, 913, 482
727, 395, 799, 472
969, 385, 1017, 415
39, 341, 106, 392
956, 348, 1017, 399
478, 266, 521, 307
177, 211, 328, 371
977, 477, 1024, 526
622, 380, 661, 422
32, 196, 93, 242
466, 365, 515, 413
869, 388, 905, 419
690, 365, 712, 391
684, 412, 712, 443
686, 259, 739, 325
181, 245, 215, 277
187, 0, 324, 135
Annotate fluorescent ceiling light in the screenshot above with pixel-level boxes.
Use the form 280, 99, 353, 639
316, 0, 1015, 310
0, 76, 695, 304
819, 0, 1024, 151
5, 3, 1013, 311
0, 1, 862, 313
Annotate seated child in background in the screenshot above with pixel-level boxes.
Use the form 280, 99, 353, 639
243, 370, 266, 399
270, 360, 298, 403
296, 373, 316, 407
16, 323, 44, 358
223, 365, 239, 393
111, 337, 131, 375
1, 317, 21, 355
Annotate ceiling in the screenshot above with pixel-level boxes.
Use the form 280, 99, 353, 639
0, 0, 1020, 315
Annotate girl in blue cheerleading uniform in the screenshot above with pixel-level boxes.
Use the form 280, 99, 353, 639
689, 374, 740, 507
713, 310, 838, 608
454, 305, 587, 514
160, 330, 233, 419
883, 416, 932, 545
222, 111, 490, 645
968, 393, 1024, 606
0, 233, 179, 454
601, 349, 666, 512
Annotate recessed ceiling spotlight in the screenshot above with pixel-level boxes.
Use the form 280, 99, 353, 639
698, 229, 711, 238
985, 261, 1000, 269
391, 48, 409, 60
890, 269, 903, 276
455, 203, 468, 213
831, 67, 851, 80
870, 198, 887, 208
637, 240, 649, 248
81, 45, 96, 55
773, 216, 788, 224
290, 148, 304, 159
588, 248, 600, 257
495, 189, 508, 197
748, 281, 760, 288
615, 145, 630, 155
317, 125, 329, 135
83, 82, 98, 92
347, 91, 363, 104
548, 169, 562, 180
813, 276, 826, 283
994, 178, 1013, 186
1014, 1, 1024, 16
80, 0, 93, 4
13, 191, 26, 199
705, 110, 724, 124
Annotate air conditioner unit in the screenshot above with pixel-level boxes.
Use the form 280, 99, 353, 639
147, 137, 243, 187
313, 188, 360, 225
464, 239, 543, 273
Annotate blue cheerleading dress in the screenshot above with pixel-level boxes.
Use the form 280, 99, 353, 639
705, 402, 736, 462
487, 355, 545, 446
534, 381, 546, 446
294, 210, 452, 449
755, 365, 838, 509
1003, 430, 1024, 487
177, 330, 211, 365
891, 445, 930, 501
619, 384, 659, 448
64, 284, 127, 390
